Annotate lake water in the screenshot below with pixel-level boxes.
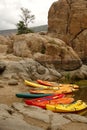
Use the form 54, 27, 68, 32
73, 87, 87, 117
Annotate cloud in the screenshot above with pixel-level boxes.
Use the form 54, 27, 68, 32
0, 0, 56, 30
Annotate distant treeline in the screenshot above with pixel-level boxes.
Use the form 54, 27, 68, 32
0, 25, 48, 36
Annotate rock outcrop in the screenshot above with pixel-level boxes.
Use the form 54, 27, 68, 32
1, 33, 87, 80
0, 2, 87, 129
1, 59, 61, 81
48, 0, 87, 61
62, 64, 87, 80
0, 35, 10, 53
0, 103, 87, 130
7, 33, 82, 71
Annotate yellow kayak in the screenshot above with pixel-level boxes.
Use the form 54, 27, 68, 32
46, 100, 87, 112
24, 80, 79, 91
24, 80, 49, 89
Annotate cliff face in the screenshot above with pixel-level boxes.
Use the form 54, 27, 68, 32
48, 0, 87, 61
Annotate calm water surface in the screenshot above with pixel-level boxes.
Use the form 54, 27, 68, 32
73, 86, 87, 117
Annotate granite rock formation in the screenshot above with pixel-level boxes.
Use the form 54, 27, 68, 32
0, 103, 87, 130
1, 32, 87, 80
48, 0, 87, 61
7, 33, 82, 71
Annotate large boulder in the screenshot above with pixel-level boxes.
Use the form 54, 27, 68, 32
2, 58, 61, 81
0, 35, 10, 53
7, 33, 82, 71
48, 0, 87, 61
0, 104, 43, 130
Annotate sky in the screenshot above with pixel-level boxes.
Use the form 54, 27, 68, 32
0, 0, 57, 30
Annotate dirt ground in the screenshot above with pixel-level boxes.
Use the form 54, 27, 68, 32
0, 79, 28, 106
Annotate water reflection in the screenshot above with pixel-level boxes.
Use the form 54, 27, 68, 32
74, 87, 87, 117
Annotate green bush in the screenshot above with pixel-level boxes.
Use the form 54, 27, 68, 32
16, 21, 33, 35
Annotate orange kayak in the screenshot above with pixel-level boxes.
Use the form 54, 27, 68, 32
37, 79, 79, 89
29, 86, 77, 94
49, 97, 74, 105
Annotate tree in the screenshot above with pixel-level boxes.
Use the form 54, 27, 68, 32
17, 21, 27, 34
20, 7, 35, 28
17, 7, 35, 34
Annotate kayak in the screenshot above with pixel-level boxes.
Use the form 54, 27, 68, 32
37, 79, 53, 86
46, 100, 87, 112
24, 80, 79, 90
24, 80, 49, 89
37, 79, 79, 89
25, 93, 65, 107
29, 86, 77, 94
16, 93, 52, 98
48, 97, 74, 105
25, 93, 65, 102
25, 93, 73, 109
25, 97, 74, 109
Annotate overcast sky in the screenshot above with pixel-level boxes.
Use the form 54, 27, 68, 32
0, 0, 57, 30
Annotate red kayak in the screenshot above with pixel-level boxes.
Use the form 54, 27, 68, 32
25, 97, 74, 109
25, 94, 66, 109
37, 79, 53, 86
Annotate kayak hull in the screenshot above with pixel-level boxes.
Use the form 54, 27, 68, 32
25, 95, 74, 109
46, 100, 87, 112
37, 79, 79, 89
37, 79, 53, 86
29, 88, 74, 94
24, 80, 79, 90
16, 93, 52, 98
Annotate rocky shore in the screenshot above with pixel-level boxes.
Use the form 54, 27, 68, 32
0, 31, 87, 130
0, 0, 87, 129
0, 102, 87, 130
0, 56, 86, 130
